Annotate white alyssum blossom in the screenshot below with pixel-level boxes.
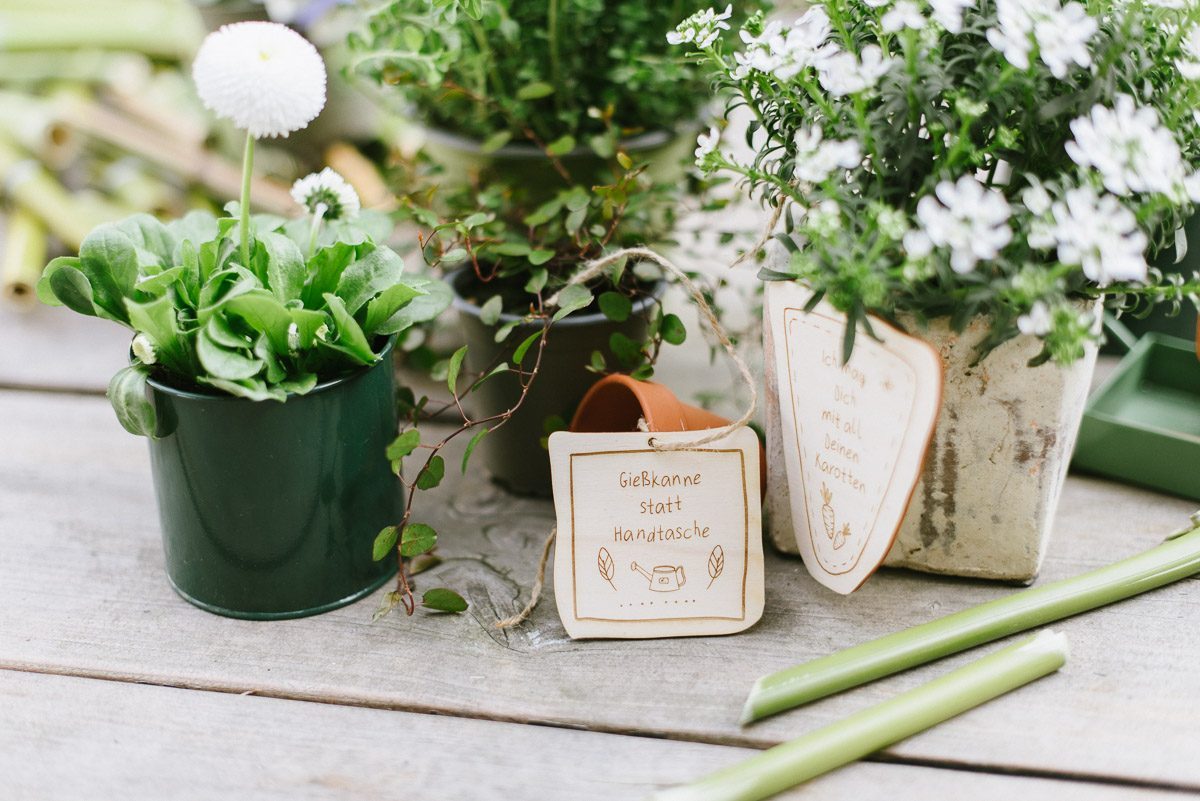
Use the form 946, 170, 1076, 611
1021, 177, 1053, 215
291, 167, 360, 220
694, 125, 720, 166
986, 0, 1096, 78
667, 5, 733, 49
1065, 95, 1199, 201
734, 8, 835, 80
818, 45, 893, 96
929, 0, 974, 33
1017, 301, 1054, 336
1175, 25, 1200, 80
793, 126, 863, 183
911, 175, 1013, 273
882, 1, 927, 33
132, 333, 157, 365
192, 21, 326, 138
1030, 186, 1148, 285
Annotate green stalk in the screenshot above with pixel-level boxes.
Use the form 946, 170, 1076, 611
743, 516, 1200, 724
654, 631, 1068, 801
0, 2, 203, 61
240, 132, 254, 270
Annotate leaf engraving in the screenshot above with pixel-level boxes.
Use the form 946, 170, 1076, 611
706, 545, 725, 589
598, 547, 617, 591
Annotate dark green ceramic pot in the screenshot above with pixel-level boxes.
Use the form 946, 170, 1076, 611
451, 270, 659, 497
145, 340, 400, 620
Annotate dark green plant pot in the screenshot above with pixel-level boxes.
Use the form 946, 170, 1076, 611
451, 270, 659, 497
145, 340, 401, 620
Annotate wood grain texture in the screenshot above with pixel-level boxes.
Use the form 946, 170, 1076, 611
0, 390, 1197, 791
2, 300, 132, 392
7, 670, 1177, 801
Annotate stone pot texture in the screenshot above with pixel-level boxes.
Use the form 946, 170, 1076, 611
764, 293, 1100, 582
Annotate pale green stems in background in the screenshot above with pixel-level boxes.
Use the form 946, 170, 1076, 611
652, 631, 1069, 801
743, 515, 1200, 724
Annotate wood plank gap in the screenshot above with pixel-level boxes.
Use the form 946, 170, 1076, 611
3, 662, 1193, 796
0, 381, 107, 397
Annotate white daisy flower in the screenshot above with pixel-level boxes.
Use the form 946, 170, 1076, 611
1017, 301, 1054, 336
793, 126, 863, 183
694, 125, 721, 166
315, 323, 330, 342
1065, 95, 1190, 199
1036, 186, 1148, 285
192, 21, 326, 139
291, 167, 361, 220
929, 0, 974, 33
818, 45, 893, 96
287, 322, 301, 352
668, 5, 733, 49
913, 175, 1013, 273
882, 1, 927, 33
132, 333, 157, 365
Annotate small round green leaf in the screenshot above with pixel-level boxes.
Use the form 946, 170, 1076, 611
422, 588, 468, 613
372, 525, 399, 561
400, 523, 438, 557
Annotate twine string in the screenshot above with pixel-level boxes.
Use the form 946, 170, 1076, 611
496, 245, 760, 630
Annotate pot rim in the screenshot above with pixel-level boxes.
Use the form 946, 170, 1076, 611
448, 267, 664, 328
145, 336, 396, 402
417, 123, 683, 162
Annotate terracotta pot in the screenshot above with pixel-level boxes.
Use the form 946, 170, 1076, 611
570, 374, 766, 492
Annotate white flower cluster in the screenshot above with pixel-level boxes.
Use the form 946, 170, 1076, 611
1176, 25, 1200, 79
793, 126, 863, 184
986, 0, 1096, 78
667, 4, 733, 49
1066, 95, 1200, 203
818, 46, 894, 97
694, 125, 721, 168
733, 7, 836, 81
1028, 185, 1148, 285
905, 176, 1013, 273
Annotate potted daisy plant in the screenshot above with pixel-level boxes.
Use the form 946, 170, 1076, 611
37, 22, 451, 618
674, 0, 1200, 580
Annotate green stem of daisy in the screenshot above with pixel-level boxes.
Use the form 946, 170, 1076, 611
239, 131, 254, 269
307, 202, 326, 259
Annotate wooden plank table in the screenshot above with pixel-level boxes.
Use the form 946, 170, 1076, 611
3, 301, 1198, 800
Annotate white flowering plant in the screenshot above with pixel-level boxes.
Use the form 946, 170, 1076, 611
675, 0, 1200, 364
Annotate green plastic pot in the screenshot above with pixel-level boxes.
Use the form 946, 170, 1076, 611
144, 340, 401, 619
1073, 328, 1200, 501
451, 270, 659, 497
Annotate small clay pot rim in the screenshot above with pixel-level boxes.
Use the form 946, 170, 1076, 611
570, 374, 691, 433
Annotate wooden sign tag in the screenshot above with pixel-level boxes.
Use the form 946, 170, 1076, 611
549, 428, 764, 639
765, 282, 942, 594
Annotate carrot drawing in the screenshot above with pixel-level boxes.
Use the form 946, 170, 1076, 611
820, 483, 836, 540
833, 523, 850, 550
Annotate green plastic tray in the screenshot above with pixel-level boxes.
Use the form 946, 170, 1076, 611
1073, 333, 1200, 500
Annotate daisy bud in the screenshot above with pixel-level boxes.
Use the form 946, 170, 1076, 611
291, 168, 361, 220
132, 333, 158, 365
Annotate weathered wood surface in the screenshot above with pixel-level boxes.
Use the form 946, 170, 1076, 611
1, 389, 1196, 795
7, 671, 1174, 801
3, 300, 132, 393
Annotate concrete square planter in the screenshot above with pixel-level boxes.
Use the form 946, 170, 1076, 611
764, 297, 1099, 582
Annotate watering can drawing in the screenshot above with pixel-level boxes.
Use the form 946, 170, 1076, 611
631, 561, 686, 592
